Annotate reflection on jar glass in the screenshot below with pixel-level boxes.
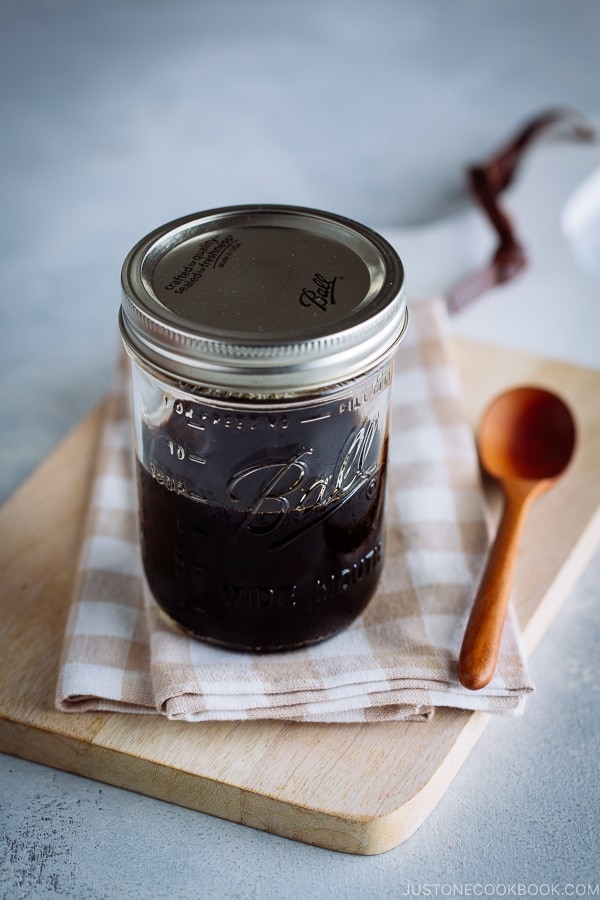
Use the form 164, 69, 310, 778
120, 205, 407, 651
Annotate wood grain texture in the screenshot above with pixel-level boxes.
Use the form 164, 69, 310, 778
1, 340, 599, 855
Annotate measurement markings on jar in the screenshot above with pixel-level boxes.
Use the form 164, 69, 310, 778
188, 454, 207, 465
189, 491, 209, 502
300, 413, 332, 424
187, 421, 205, 431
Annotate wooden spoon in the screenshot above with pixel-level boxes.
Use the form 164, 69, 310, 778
458, 386, 576, 691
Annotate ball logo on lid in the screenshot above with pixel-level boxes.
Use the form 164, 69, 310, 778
299, 272, 339, 312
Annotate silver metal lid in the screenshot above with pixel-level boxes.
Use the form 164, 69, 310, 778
120, 204, 407, 393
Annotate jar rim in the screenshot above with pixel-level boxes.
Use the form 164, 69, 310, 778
120, 204, 407, 392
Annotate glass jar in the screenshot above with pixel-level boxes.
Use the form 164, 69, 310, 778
120, 205, 407, 651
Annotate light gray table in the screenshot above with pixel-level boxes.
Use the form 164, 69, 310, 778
1, 2, 599, 897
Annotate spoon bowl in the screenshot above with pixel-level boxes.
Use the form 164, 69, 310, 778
478, 386, 577, 482
458, 386, 576, 691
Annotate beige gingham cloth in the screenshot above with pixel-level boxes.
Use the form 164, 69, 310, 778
55, 298, 534, 722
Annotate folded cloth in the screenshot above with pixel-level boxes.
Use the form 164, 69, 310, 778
55, 297, 534, 722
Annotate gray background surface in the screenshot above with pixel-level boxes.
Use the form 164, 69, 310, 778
1, 1, 599, 898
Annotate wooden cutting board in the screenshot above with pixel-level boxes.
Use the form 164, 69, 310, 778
1, 336, 599, 855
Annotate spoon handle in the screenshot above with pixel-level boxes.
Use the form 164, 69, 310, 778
458, 487, 533, 690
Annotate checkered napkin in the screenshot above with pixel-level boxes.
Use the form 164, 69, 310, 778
55, 297, 534, 722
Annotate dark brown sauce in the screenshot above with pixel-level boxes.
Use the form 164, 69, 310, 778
136, 400, 388, 651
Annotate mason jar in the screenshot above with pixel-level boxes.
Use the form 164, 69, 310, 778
120, 205, 407, 652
